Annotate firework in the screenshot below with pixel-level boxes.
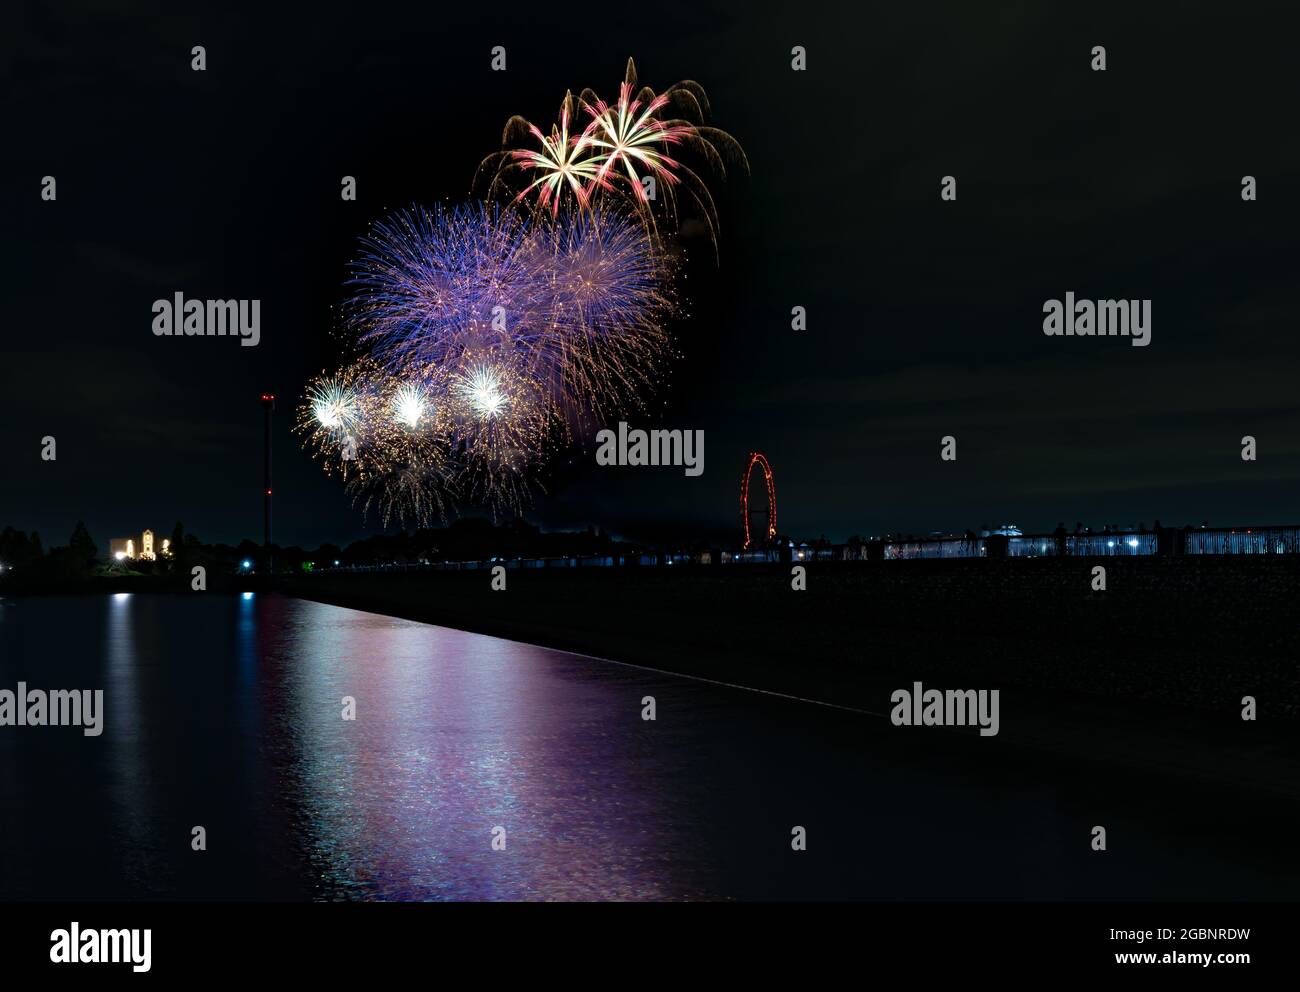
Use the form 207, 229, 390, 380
318, 201, 676, 518
346, 201, 672, 421
297, 359, 460, 526
346, 203, 536, 370
510, 96, 604, 217
447, 352, 557, 513
457, 363, 509, 418
580, 82, 693, 201
528, 207, 674, 419
303, 58, 739, 525
391, 382, 430, 428
475, 58, 748, 258
309, 378, 359, 432
299, 365, 377, 478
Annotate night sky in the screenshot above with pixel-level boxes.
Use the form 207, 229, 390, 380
4, 2, 1299, 549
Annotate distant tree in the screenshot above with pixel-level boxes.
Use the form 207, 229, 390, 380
0, 527, 22, 562
68, 521, 98, 568
235, 539, 261, 568
170, 521, 185, 553
29, 531, 43, 558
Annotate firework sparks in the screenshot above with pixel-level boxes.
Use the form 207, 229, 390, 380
512, 98, 604, 216
475, 58, 747, 259
458, 364, 509, 419
580, 82, 692, 201
391, 382, 428, 427
347, 202, 672, 420
310, 378, 359, 431
303, 58, 741, 524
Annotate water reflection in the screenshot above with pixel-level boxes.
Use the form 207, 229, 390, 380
277, 602, 710, 899
104, 592, 166, 890
2, 594, 1298, 902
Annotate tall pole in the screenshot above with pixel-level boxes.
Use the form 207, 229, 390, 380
261, 393, 275, 569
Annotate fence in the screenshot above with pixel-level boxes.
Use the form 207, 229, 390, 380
313, 525, 1300, 573
1184, 526, 1300, 555
884, 539, 983, 560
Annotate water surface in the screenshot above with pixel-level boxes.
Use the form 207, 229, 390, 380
0, 593, 1296, 901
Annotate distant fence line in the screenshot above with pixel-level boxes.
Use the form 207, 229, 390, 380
311, 525, 1300, 574
1184, 527, 1300, 555
876, 528, 1263, 561
879, 533, 1161, 560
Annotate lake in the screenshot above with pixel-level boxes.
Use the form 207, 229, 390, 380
0, 593, 1296, 900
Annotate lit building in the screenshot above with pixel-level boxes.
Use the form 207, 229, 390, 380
109, 530, 170, 562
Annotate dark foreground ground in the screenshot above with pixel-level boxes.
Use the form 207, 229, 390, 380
284, 557, 1300, 801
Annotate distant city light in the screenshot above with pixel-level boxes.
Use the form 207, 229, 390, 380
115, 552, 126, 561
242, 560, 252, 569
1127, 538, 1139, 548
242, 592, 254, 601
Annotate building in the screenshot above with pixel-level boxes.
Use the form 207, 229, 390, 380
109, 530, 170, 562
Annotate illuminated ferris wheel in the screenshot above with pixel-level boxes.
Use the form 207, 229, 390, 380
740, 451, 777, 550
